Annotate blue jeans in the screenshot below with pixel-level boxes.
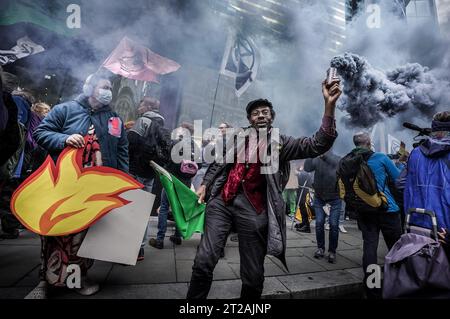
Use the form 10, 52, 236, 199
314, 197, 342, 253
340, 201, 346, 223
157, 189, 181, 241
131, 175, 154, 248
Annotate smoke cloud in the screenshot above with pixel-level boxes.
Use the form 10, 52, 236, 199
330, 52, 449, 128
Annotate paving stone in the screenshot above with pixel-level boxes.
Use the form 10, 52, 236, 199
0, 245, 40, 287
174, 247, 197, 260
0, 231, 40, 246
277, 270, 362, 298
298, 247, 360, 271
344, 267, 365, 281
285, 248, 301, 257
87, 261, 114, 284
261, 277, 291, 299
287, 239, 317, 248
106, 252, 176, 284
0, 287, 33, 299
336, 249, 363, 266
284, 256, 327, 274
213, 260, 239, 280
15, 266, 40, 287
208, 279, 241, 299
176, 260, 194, 282
53, 283, 190, 299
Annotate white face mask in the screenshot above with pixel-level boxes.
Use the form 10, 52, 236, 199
95, 89, 112, 106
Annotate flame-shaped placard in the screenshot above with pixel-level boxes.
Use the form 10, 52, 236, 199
11, 147, 142, 236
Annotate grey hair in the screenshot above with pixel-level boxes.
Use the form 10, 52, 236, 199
353, 131, 371, 147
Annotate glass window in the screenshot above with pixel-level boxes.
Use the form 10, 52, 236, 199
406, 2, 416, 17
415, 0, 431, 17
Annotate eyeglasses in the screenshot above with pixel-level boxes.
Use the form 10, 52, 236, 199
250, 109, 270, 117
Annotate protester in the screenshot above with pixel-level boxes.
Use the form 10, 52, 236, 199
305, 150, 343, 263
295, 163, 313, 233
0, 71, 22, 168
12, 89, 34, 127
192, 122, 231, 191
149, 122, 200, 249
28, 72, 128, 299
399, 111, 450, 231
0, 86, 35, 239
338, 132, 402, 299
128, 96, 171, 261
0, 71, 23, 239
283, 161, 299, 218
22, 102, 51, 175
186, 77, 341, 299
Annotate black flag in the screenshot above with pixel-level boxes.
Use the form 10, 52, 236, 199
220, 31, 260, 97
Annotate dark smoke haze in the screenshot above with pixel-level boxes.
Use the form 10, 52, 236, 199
2, 0, 450, 155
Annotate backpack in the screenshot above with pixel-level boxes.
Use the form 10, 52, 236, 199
138, 115, 170, 165
337, 150, 388, 213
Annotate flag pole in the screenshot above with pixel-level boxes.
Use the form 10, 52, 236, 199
209, 71, 221, 128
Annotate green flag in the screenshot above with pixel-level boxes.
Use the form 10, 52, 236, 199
150, 161, 205, 240
0, 0, 76, 36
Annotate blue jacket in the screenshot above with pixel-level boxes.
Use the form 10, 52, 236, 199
12, 95, 31, 126
33, 95, 129, 172
367, 152, 401, 213
404, 136, 450, 230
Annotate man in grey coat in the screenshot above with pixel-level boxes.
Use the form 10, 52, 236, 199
187, 78, 341, 299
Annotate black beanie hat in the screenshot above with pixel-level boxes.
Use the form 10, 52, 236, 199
246, 98, 274, 116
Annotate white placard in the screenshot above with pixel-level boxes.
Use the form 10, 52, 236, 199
77, 189, 154, 266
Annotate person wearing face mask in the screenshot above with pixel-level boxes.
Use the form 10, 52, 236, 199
28, 72, 128, 299
187, 78, 341, 299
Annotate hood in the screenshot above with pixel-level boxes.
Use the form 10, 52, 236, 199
75, 94, 112, 113
142, 110, 165, 121
419, 136, 450, 158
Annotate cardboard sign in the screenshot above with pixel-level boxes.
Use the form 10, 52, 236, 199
77, 189, 154, 266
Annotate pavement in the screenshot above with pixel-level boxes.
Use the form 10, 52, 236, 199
0, 217, 388, 299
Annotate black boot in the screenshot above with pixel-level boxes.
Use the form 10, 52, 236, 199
296, 224, 311, 233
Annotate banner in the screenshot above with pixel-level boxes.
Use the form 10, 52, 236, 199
0, 36, 45, 65
388, 134, 401, 154
0, 0, 74, 36
220, 30, 260, 97
102, 37, 181, 83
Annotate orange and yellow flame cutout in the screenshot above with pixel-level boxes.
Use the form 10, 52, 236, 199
10, 147, 143, 236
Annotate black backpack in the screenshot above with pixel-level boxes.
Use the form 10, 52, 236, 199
337, 150, 388, 213
138, 115, 170, 165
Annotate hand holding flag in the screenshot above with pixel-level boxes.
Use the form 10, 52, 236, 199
150, 161, 205, 240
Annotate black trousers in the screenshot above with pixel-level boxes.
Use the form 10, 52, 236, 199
187, 192, 268, 299
0, 179, 22, 233
357, 211, 402, 298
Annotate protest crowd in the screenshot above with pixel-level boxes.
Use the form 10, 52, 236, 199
1, 60, 450, 300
